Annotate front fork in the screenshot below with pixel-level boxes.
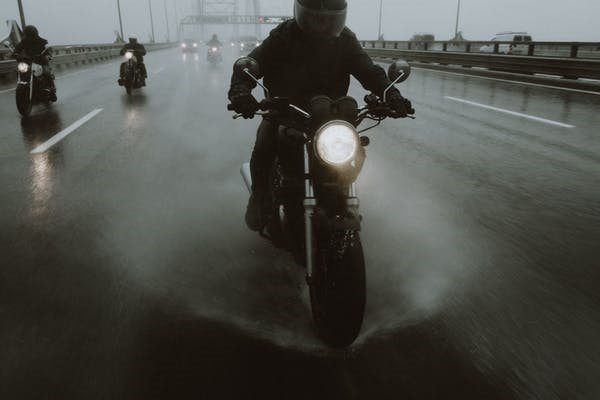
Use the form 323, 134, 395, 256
17, 71, 33, 98
303, 144, 360, 282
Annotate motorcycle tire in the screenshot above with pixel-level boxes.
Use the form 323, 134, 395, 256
125, 83, 132, 95
16, 85, 32, 117
310, 229, 366, 348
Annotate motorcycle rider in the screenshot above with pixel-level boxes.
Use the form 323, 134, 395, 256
228, 0, 415, 231
207, 34, 222, 48
13, 25, 57, 101
118, 35, 147, 86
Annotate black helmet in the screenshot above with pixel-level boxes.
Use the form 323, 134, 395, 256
23, 25, 39, 38
128, 35, 138, 44
294, 0, 347, 38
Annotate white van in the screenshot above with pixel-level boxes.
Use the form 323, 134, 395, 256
480, 32, 533, 55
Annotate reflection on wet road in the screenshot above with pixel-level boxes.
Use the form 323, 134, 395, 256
0, 48, 599, 399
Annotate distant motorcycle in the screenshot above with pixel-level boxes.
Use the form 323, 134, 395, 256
207, 46, 223, 66
228, 57, 413, 348
119, 51, 144, 95
7, 42, 57, 117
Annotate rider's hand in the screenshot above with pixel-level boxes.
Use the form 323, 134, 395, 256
230, 90, 259, 119
387, 91, 415, 118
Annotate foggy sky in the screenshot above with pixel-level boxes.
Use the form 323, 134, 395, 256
1, 0, 598, 44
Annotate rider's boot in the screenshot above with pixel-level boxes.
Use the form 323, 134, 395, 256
245, 191, 270, 232
118, 64, 126, 86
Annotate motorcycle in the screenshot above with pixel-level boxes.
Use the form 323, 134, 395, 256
6, 41, 57, 117
119, 51, 144, 95
228, 57, 413, 348
207, 46, 223, 65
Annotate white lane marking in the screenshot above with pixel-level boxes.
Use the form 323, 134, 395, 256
30, 109, 103, 154
444, 96, 576, 129
0, 87, 16, 94
413, 66, 600, 96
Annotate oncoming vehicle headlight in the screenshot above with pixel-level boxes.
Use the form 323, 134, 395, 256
315, 121, 359, 166
125, 51, 134, 60
181, 43, 187, 48
211, 47, 218, 52
17, 62, 29, 73
193, 43, 198, 48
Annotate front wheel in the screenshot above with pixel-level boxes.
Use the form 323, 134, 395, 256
310, 229, 366, 348
16, 85, 32, 116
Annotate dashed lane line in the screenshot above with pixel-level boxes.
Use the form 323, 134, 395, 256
444, 96, 576, 129
30, 108, 104, 154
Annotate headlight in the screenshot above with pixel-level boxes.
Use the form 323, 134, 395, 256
181, 43, 187, 48
211, 47, 217, 52
193, 43, 198, 47
240, 43, 245, 48
256, 42, 260, 46
125, 52, 133, 59
315, 121, 359, 166
17, 62, 29, 73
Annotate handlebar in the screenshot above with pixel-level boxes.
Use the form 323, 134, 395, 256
228, 96, 415, 121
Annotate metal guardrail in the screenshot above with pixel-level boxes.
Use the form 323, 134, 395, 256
364, 47, 600, 81
0, 42, 175, 76
361, 40, 600, 59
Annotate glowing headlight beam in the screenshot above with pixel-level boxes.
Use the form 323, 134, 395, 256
125, 52, 134, 60
315, 121, 359, 166
17, 62, 29, 73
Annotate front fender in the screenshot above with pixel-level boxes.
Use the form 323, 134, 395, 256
313, 207, 362, 232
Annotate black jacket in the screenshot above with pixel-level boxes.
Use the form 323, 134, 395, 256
229, 20, 399, 107
207, 38, 222, 47
120, 43, 147, 62
14, 36, 49, 63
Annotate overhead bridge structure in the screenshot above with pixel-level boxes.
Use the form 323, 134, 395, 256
180, 0, 291, 40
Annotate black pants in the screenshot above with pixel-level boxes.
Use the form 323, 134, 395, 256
250, 119, 279, 193
41, 65, 56, 90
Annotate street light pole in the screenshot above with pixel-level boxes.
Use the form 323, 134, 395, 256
17, 0, 26, 29
454, 0, 461, 39
148, 0, 156, 43
116, 0, 124, 42
163, 0, 171, 43
173, 0, 180, 41
377, 0, 383, 40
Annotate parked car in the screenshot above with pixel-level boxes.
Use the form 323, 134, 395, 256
480, 32, 533, 55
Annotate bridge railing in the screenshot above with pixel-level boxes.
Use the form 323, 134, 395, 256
0, 42, 175, 76
362, 41, 600, 81
361, 40, 600, 59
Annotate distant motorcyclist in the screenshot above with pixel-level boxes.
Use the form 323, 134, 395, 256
207, 34, 222, 48
228, 0, 415, 231
14, 25, 56, 101
118, 35, 147, 86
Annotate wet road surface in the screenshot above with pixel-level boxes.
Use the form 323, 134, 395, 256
1, 48, 599, 399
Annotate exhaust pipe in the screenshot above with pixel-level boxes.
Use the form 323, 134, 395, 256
240, 162, 252, 193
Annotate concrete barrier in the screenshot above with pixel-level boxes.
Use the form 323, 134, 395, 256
0, 42, 175, 76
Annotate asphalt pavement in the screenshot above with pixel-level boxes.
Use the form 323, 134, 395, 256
1, 48, 599, 400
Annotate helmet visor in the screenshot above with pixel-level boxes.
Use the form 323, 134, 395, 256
294, 2, 347, 38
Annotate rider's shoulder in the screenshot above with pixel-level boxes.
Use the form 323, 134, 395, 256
339, 27, 358, 40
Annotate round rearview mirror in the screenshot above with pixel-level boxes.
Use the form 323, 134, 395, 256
234, 56, 260, 80
388, 60, 411, 83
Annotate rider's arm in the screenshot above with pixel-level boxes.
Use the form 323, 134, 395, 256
119, 45, 127, 56
344, 30, 400, 98
13, 41, 25, 58
228, 23, 286, 97
138, 45, 147, 56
